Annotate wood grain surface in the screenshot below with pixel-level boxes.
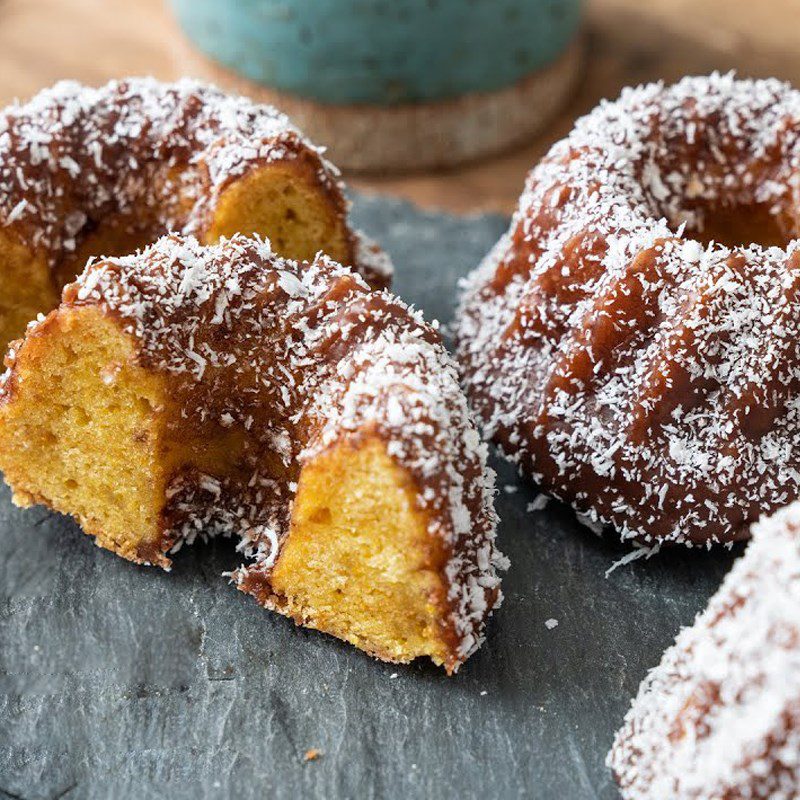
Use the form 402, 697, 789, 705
0, 0, 798, 213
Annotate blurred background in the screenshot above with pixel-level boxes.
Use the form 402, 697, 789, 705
0, 0, 797, 213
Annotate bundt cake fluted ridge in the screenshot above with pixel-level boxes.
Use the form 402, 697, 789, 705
0, 77, 391, 353
608, 501, 800, 799
457, 73, 800, 547
0, 234, 505, 672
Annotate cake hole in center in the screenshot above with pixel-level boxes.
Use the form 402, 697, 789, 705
682, 202, 794, 249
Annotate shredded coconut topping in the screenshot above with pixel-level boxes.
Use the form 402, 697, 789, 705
8, 234, 504, 666
0, 77, 389, 282
608, 500, 800, 799
456, 73, 800, 546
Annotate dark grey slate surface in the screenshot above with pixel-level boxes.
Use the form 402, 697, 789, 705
0, 194, 740, 800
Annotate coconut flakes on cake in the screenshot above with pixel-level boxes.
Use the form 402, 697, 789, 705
457, 73, 800, 546
38, 233, 506, 662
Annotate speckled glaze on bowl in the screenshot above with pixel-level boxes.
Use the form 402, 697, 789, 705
169, 0, 584, 171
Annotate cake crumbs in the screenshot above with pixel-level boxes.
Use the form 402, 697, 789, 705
527, 495, 549, 512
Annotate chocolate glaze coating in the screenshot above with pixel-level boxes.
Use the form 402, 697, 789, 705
457, 74, 800, 546
609, 501, 800, 799
1, 234, 505, 666
0, 77, 391, 287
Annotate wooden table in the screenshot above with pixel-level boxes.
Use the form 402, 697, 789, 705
1, 0, 799, 214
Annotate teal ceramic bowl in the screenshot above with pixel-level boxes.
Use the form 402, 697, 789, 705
169, 0, 583, 107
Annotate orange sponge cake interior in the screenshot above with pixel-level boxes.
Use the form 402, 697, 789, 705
0, 77, 391, 353
0, 234, 505, 671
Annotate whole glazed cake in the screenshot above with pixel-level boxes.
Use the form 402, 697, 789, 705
608, 501, 800, 799
457, 73, 800, 547
0, 234, 506, 672
0, 77, 390, 353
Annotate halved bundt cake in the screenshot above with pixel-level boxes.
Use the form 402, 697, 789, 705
457, 73, 800, 547
608, 501, 800, 799
0, 234, 505, 672
0, 77, 391, 353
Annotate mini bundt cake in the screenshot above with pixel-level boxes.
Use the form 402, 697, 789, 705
457, 73, 800, 547
0, 234, 505, 672
0, 77, 391, 353
608, 501, 800, 799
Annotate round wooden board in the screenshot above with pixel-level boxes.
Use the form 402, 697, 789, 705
0, 0, 797, 212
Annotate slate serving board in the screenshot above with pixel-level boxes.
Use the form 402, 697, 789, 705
0, 194, 740, 800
